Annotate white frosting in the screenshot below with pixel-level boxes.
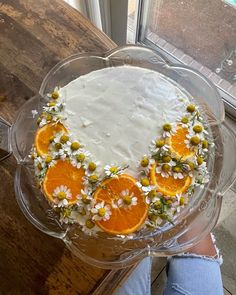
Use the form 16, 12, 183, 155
62, 65, 189, 176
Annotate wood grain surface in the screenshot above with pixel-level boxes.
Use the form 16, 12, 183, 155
0, 1, 126, 294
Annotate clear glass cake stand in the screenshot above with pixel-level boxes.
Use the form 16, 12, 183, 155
0, 45, 236, 269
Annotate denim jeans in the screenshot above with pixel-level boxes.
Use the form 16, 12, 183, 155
115, 255, 223, 295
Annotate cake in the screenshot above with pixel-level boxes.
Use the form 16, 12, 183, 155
31, 65, 210, 236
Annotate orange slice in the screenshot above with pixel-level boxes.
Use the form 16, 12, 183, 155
93, 174, 148, 235
43, 159, 85, 204
168, 125, 194, 160
34, 123, 67, 156
150, 163, 192, 196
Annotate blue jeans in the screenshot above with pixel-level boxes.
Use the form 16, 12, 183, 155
115, 255, 223, 295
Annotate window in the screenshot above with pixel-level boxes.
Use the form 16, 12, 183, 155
133, 0, 236, 118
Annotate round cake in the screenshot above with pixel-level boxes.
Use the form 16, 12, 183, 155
31, 65, 211, 236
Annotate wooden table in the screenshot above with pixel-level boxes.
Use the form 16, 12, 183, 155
0, 1, 135, 294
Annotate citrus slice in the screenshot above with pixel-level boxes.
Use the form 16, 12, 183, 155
43, 159, 85, 204
168, 125, 194, 160
150, 163, 192, 196
93, 174, 148, 235
34, 123, 67, 156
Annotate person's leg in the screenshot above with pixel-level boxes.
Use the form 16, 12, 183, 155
114, 257, 152, 295
163, 234, 224, 295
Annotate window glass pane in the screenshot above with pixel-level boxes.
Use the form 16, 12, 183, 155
142, 0, 236, 101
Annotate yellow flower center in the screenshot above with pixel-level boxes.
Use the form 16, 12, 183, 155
109, 166, 118, 174
197, 156, 204, 166
180, 197, 185, 206
202, 140, 208, 149
51, 91, 59, 100
163, 123, 172, 132
140, 157, 149, 167
89, 174, 98, 183
98, 208, 106, 217
123, 195, 132, 205
82, 194, 90, 204
45, 155, 52, 164
71, 141, 81, 151
57, 191, 66, 200
85, 219, 95, 229
154, 201, 161, 210
141, 178, 150, 186
186, 104, 196, 113
162, 155, 171, 163
188, 161, 195, 170
193, 125, 203, 133
190, 136, 200, 146
173, 166, 181, 173
181, 117, 189, 124
49, 136, 54, 143
148, 190, 156, 199
76, 153, 85, 162
49, 101, 56, 107
46, 114, 53, 121
60, 135, 69, 144
55, 142, 62, 150
88, 162, 96, 171
162, 164, 170, 172
155, 139, 165, 148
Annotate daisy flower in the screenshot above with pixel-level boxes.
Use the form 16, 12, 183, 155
91, 201, 112, 221
117, 189, 138, 208
136, 177, 152, 192
162, 123, 177, 138
104, 164, 122, 178
76, 188, 94, 211
47, 86, 62, 100
177, 116, 190, 129
139, 155, 155, 174
156, 163, 172, 178
71, 149, 91, 168
149, 139, 170, 154
53, 185, 72, 207
80, 218, 100, 236
85, 161, 100, 176
145, 189, 161, 205
184, 134, 201, 149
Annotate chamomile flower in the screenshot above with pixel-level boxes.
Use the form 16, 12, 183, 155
117, 189, 138, 208
47, 86, 62, 100
136, 177, 152, 192
104, 164, 122, 178
91, 201, 111, 221
80, 218, 100, 236
59, 207, 77, 224
85, 161, 100, 176
172, 165, 184, 179
145, 189, 161, 205
184, 134, 201, 149
156, 163, 172, 178
76, 188, 94, 211
149, 139, 170, 154
70, 149, 91, 168
177, 116, 190, 129
162, 123, 177, 138
53, 185, 72, 207
138, 155, 155, 174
